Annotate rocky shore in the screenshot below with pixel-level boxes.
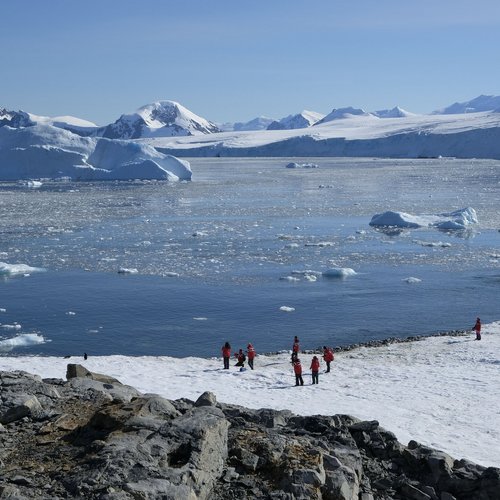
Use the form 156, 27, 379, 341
1, 364, 498, 500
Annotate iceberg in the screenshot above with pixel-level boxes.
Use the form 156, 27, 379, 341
0, 333, 46, 352
369, 207, 478, 230
322, 267, 357, 278
0, 124, 192, 181
0, 262, 46, 276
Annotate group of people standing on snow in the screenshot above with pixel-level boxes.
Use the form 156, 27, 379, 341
222, 335, 335, 386
291, 336, 335, 386
221, 341, 256, 370
221, 317, 482, 384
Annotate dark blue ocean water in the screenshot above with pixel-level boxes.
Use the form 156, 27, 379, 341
1, 158, 499, 357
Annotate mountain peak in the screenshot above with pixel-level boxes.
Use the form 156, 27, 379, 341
372, 106, 416, 118
267, 110, 324, 130
433, 94, 500, 115
314, 107, 372, 125
101, 101, 220, 139
0, 108, 35, 128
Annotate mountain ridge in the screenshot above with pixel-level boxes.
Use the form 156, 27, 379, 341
3, 94, 500, 138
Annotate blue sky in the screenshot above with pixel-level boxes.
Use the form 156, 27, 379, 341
2, 0, 500, 125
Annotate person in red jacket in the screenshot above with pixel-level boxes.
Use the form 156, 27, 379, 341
473, 317, 481, 340
292, 336, 300, 355
310, 355, 320, 384
234, 348, 246, 367
221, 341, 231, 369
292, 356, 304, 386
247, 343, 256, 370
322, 346, 334, 373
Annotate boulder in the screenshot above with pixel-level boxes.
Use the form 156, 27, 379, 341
66, 364, 120, 384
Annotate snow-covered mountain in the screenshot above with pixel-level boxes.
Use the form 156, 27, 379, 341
99, 101, 220, 139
0, 108, 35, 128
3, 95, 500, 180
148, 108, 500, 160
372, 106, 416, 118
267, 110, 324, 130
228, 116, 275, 131
314, 107, 373, 125
433, 94, 500, 115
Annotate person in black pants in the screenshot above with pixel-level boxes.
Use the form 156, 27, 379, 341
293, 356, 304, 386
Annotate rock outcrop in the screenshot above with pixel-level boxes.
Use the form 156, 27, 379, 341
0, 367, 498, 499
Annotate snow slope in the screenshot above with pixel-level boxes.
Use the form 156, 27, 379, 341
147, 110, 500, 159
1, 322, 498, 467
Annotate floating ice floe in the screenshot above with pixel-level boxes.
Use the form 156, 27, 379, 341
285, 162, 319, 169
369, 207, 478, 230
403, 277, 422, 284
284, 243, 300, 249
117, 268, 139, 274
0, 262, 46, 276
0, 308, 6, 313
291, 270, 322, 277
322, 268, 357, 278
66, 311, 76, 316
279, 306, 295, 312
304, 274, 317, 282
305, 241, 334, 247
279, 276, 300, 282
193, 317, 208, 321
414, 240, 452, 248
19, 180, 43, 188
1, 324, 22, 330
0, 333, 46, 352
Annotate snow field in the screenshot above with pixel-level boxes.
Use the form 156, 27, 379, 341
1, 322, 498, 468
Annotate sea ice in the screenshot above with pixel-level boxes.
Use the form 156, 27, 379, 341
117, 268, 139, 274
369, 207, 478, 231
285, 162, 319, 169
0, 333, 45, 352
279, 306, 295, 312
403, 277, 422, 284
414, 240, 452, 248
0, 262, 46, 276
322, 268, 357, 278
1, 324, 22, 330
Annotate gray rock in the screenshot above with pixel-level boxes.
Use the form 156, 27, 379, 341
349, 420, 379, 432
323, 465, 359, 500
66, 363, 121, 384
66, 377, 140, 402
123, 479, 197, 499
0, 395, 43, 424
195, 391, 217, 407
232, 448, 260, 472
440, 492, 457, 500
0, 368, 498, 500
428, 451, 455, 483
400, 483, 432, 500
